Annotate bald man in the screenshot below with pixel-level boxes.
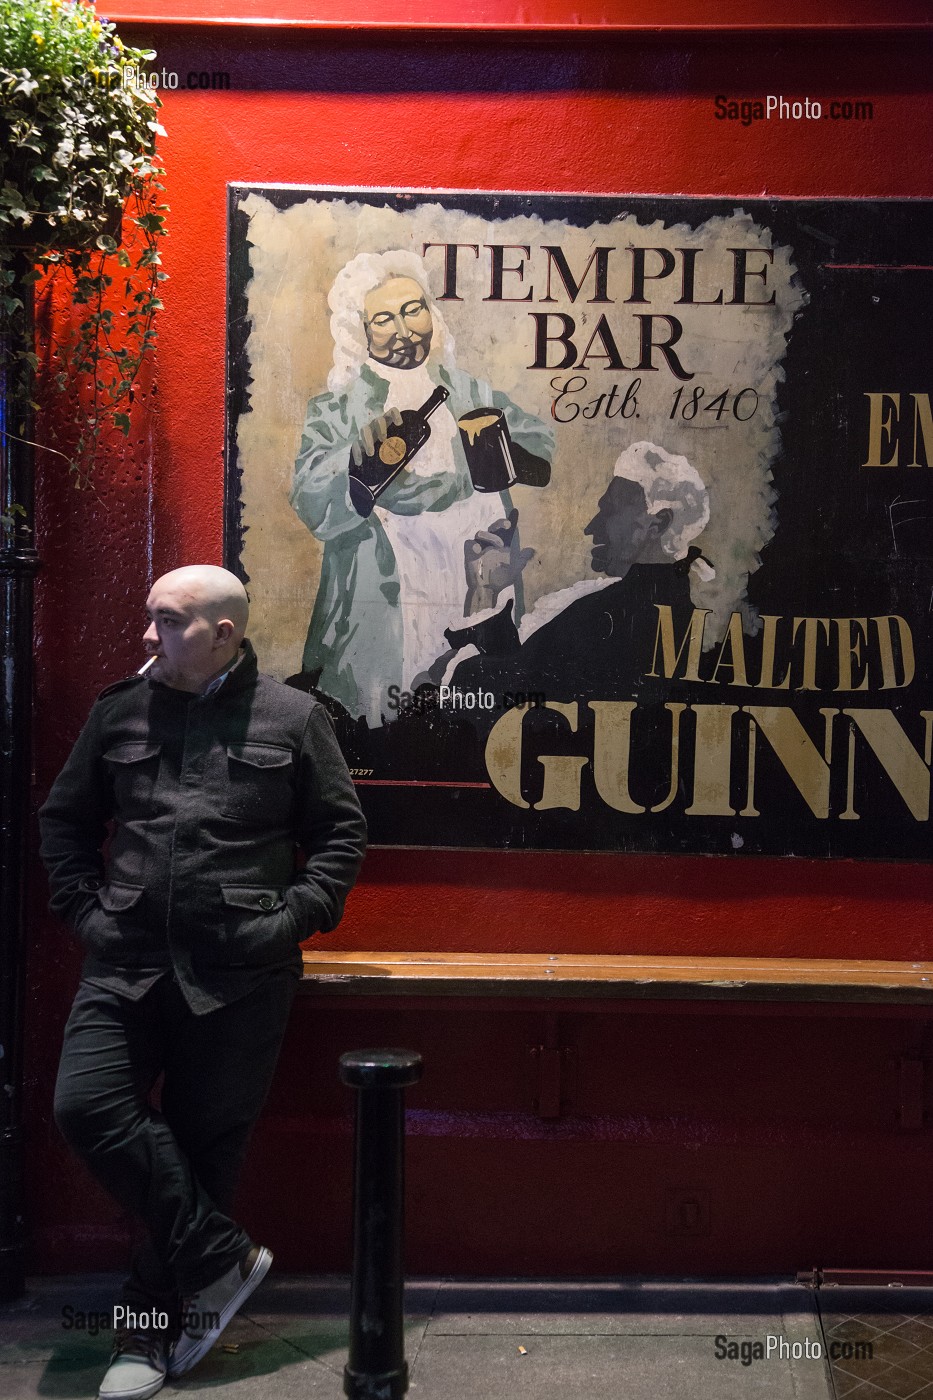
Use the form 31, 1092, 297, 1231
39, 566, 366, 1400
141, 564, 251, 692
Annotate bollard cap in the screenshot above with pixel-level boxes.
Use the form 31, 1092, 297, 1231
339, 1048, 423, 1089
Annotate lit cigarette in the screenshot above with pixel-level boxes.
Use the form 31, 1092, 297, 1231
137, 656, 158, 675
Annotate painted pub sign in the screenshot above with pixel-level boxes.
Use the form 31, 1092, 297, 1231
226, 187, 933, 858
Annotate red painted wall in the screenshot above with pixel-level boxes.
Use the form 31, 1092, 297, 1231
26, 23, 933, 1276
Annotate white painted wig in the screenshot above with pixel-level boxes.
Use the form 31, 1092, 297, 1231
327, 250, 456, 394
613, 441, 709, 561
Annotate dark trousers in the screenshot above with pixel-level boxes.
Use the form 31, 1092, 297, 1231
54, 969, 299, 1309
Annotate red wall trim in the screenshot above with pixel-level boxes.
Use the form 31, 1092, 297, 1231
102, 0, 933, 33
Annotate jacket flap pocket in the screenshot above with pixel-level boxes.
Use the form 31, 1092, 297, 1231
104, 741, 162, 765
98, 883, 145, 913
227, 744, 292, 770
222, 886, 286, 912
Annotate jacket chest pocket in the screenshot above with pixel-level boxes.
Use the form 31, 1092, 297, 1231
103, 741, 162, 811
221, 744, 294, 823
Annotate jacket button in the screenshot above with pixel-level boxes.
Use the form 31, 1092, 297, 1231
259, 895, 275, 910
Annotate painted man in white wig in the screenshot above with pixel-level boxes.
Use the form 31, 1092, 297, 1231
289, 250, 554, 727
449, 441, 714, 700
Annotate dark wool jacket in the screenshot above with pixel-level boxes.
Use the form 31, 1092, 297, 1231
38, 640, 367, 1013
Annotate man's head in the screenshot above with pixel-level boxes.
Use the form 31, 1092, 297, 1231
363, 275, 433, 370
143, 565, 249, 692
584, 442, 709, 578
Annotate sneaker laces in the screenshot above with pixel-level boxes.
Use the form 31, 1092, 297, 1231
111, 1327, 166, 1365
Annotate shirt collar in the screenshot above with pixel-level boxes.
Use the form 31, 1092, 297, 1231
201, 646, 245, 697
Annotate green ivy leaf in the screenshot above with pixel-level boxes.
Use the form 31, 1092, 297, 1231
134, 212, 165, 233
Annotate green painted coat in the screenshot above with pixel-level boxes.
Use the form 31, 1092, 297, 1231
290, 361, 554, 724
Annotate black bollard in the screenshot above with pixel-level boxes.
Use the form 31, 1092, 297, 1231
339, 1048, 423, 1400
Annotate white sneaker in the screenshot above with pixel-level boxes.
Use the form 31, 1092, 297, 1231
99, 1329, 168, 1400
168, 1245, 273, 1377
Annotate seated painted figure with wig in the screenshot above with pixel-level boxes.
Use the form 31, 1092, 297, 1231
448, 441, 713, 702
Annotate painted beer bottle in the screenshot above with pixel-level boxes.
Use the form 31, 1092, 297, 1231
348, 385, 450, 518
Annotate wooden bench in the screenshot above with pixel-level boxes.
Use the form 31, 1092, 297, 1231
301, 950, 933, 1006
300, 951, 933, 1123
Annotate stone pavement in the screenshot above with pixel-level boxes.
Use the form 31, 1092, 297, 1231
3, 1273, 933, 1399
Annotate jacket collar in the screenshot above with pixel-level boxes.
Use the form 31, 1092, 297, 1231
219, 638, 259, 696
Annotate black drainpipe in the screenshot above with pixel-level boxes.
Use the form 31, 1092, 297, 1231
0, 253, 38, 1301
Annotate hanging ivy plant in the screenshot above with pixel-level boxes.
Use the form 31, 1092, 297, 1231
0, 0, 167, 483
